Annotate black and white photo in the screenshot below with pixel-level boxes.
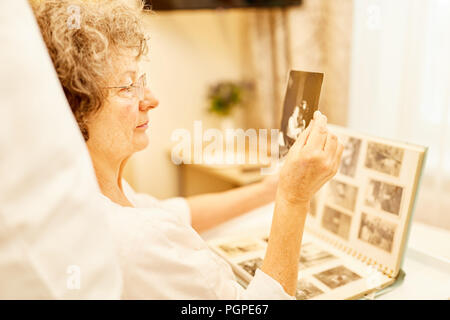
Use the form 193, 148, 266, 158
218, 239, 264, 258
299, 242, 336, 270
365, 179, 403, 215
328, 180, 359, 212
279, 71, 323, 155
313, 265, 361, 289
296, 279, 324, 300
339, 136, 362, 177
358, 212, 397, 252
238, 257, 263, 277
321, 206, 352, 240
365, 142, 404, 177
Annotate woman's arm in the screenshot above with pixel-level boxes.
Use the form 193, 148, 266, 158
262, 197, 309, 295
189, 111, 342, 296
262, 111, 343, 295
186, 174, 278, 232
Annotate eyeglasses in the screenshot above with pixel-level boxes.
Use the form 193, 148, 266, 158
105, 73, 147, 100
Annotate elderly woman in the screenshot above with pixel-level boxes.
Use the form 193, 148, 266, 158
31, 0, 343, 299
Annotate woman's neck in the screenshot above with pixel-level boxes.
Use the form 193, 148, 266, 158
88, 149, 133, 207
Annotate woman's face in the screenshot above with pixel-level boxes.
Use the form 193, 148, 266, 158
86, 54, 159, 161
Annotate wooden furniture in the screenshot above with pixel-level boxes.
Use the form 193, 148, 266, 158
177, 163, 266, 196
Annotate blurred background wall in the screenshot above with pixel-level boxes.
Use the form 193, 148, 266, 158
348, 0, 450, 229
124, 10, 248, 197
124, 0, 450, 230
125, 0, 354, 198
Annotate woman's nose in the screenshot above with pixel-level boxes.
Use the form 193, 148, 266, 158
139, 87, 159, 111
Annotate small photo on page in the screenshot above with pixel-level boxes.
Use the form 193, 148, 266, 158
365, 179, 403, 216
299, 242, 336, 270
339, 136, 362, 178
313, 265, 362, 290
365, 142, 404, 177
279, 70, 324, 157
327, 180, 359, 212
217, 238, 265, 258
238, 257, 263, 277
358, 212, 397, 253
296, 279, 324, 300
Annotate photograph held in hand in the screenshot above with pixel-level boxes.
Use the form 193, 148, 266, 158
278, 70, 324, 157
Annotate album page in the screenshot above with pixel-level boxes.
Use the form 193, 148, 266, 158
306, 125, 427, 277
208, 231, 394, 300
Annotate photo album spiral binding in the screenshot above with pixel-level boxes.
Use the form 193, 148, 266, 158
207, 70, 427, 299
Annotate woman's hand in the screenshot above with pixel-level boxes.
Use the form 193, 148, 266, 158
277, 111, 344, 205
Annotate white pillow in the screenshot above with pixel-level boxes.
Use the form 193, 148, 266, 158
0, 0, 122, 299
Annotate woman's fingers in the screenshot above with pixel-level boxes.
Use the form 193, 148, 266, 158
324, 131, 338, 159
305, 111, 328, 150
331, 141, 344, 174
295, 119, 314, 148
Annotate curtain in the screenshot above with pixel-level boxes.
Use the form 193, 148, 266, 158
243, 8, 291, 129
244, 0, 354, 129
288, 0, 353, 126
348, 0, 450, 229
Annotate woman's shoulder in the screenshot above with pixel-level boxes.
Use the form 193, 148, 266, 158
120, 179, 191, 225
121, 179, 159, 207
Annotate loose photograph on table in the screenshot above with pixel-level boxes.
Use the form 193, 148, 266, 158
365, 142, 404, 177
313, 265, 362, 290
321, 206, 352, 240
339, 136, 362, 177
358, 212, 397, 252
327, 180, 359, 212
365, 179, 403, 216
296, 279, 324, 300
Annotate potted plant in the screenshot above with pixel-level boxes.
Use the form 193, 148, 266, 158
207, 81, 250, 130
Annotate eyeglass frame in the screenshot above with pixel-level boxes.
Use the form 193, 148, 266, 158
104, 73, 147, 101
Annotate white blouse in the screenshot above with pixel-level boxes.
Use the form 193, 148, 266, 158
103, 181, 295, 300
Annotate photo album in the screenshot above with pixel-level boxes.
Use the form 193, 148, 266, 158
208, 70, 427, 299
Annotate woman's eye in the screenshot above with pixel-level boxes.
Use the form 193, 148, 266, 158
121, 87, 133, 93
117, 87, 134, 99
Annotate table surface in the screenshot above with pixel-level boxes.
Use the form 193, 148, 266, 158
186, 164, 264, 186
201, 203, 450, 300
